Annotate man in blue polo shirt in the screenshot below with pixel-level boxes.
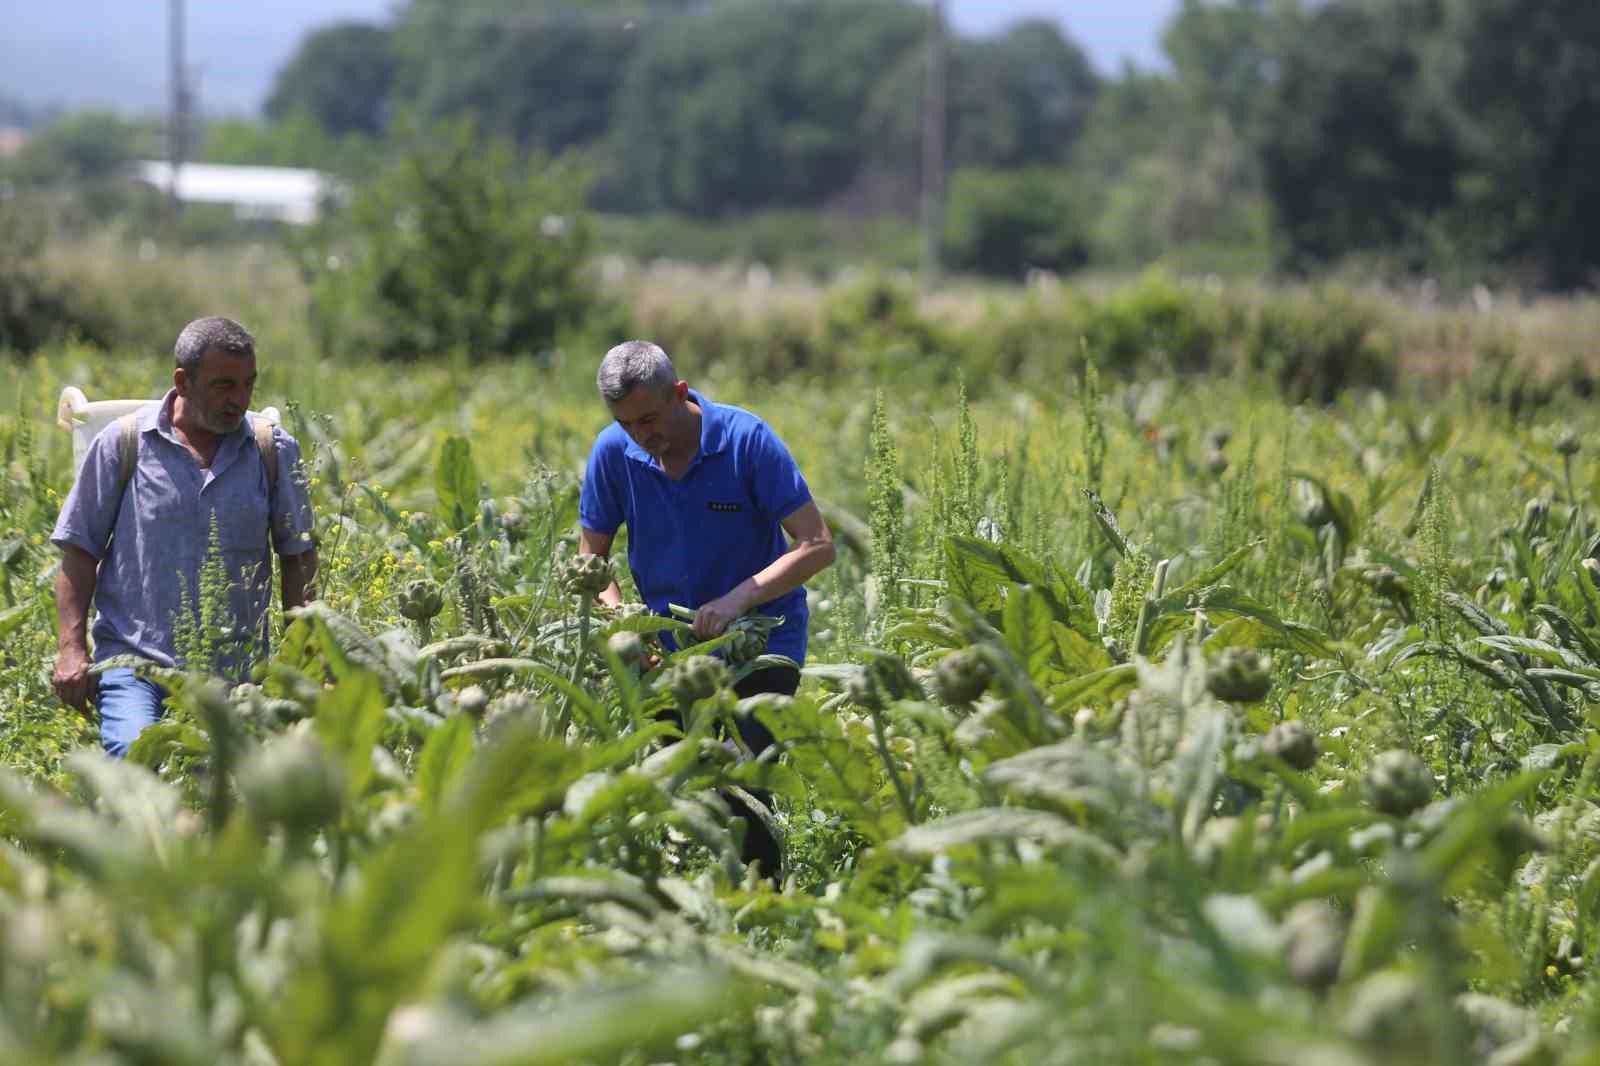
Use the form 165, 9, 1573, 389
578, 340, 836, 873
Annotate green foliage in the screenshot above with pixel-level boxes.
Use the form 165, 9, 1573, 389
305, 118, 597, 361
265, 20, 396, 137
603, 1, 926, 215
394, 0, 641, 157
10, 293, 1600, 1062
863, 17, 1101, 175
942, 168, 1088, 278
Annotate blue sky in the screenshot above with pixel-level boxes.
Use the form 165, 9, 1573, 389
0, 1, 1180, 115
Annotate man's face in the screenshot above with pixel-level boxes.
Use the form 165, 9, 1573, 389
178, 347, 256, 435
607, 381, 685, 458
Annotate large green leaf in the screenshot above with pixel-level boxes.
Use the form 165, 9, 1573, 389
1002, 582, 1059, 686
314, 670, 388, 801
435, 434, 480, 531
415, 713, 475, 812
944, 536, 1096, 635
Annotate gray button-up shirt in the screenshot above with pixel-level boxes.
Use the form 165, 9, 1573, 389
51, 389, 316, 676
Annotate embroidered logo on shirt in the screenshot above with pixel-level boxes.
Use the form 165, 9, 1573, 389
707, 501, 743, 513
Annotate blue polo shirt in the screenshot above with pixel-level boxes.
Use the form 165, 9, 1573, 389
579, 390, 813, 663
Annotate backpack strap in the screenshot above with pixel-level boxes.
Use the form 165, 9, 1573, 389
116, 412, 140, 489
253, 415, 278, 494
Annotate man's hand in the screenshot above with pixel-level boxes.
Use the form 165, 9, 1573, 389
52, 644, 95, 719
693, 588, 753, 641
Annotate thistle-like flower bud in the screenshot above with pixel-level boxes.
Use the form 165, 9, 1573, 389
560, 553, 613, 599
454, 684, 490, 719
846, 667, 883, 711
726, 628, 766, 665
934, 647, 992, 706
1264, 719, 1319, 770
607, 630, 645, 667
238, 736, 346, 834
398, 578, 445, 622
1295, 481, 1333, 529
1521, 497, 1550, 539
1367, 749, 1433, 816
1206, 648, 1273, 703
499, 508, 528, 544
1283, 901, 1344, 989
1556, 429, 1581, 457
663, 654, 726, 707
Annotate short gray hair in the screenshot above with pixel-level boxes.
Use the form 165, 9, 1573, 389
597, 340, 676, 402
174, 316, 255, 375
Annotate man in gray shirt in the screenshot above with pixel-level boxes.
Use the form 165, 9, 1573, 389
50, 316, 319, 757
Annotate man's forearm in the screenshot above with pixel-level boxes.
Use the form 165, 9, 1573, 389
281, 549, 318, 609
731, 538, 837, 612
55, 547, 97, 653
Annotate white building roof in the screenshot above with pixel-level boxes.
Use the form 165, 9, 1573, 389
133, 161, 339, 224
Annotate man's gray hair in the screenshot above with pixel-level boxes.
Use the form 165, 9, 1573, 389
174, 316, 255, 375
597, 340, 677, 402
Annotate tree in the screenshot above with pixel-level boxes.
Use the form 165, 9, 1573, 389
1424, 0, 1600, 287
392, 0, 643, 156
1254, 0, 1459, 271
306, 119, 597, 361
943, 168, 1087, 278
863, 19, 1100, 182
603, 1, 926, 215
198, 114, 378, 178
266, 21, 396, 136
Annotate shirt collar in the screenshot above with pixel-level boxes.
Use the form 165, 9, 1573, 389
623, 388, 729, 466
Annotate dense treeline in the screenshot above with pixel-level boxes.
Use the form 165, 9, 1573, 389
4, 0, 1599, 287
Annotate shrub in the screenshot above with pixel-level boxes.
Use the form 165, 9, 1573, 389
943, 168, 1089, 279
306, 119, 597, 361
1233, 286, 1396, 402
1078, 270, 1224, 374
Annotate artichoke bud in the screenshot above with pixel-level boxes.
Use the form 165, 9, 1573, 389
846, 668, 884, 711
1264, 719, 1319, 770
1295, 481, 1333, 528
238, 736, 346, 834
398, 579, 444, 622
454, 684, 490, 719
1557, 429, 1581, 457
1367, 749, 1433, 816
1283, 901, 1344, 989
1521, 497, 1550, 539
1206, 648, 1273, 703
607, 630, 645, 667
499, 508, 528, 543
934, 647, 992, 705
560, 553, 613, 599
666, 654, 726, 707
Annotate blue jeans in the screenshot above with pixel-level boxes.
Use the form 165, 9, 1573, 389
94, 667, 169, 759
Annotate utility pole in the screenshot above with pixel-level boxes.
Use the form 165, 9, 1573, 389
920, 0, 946, 287
167, 0, 188, 221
